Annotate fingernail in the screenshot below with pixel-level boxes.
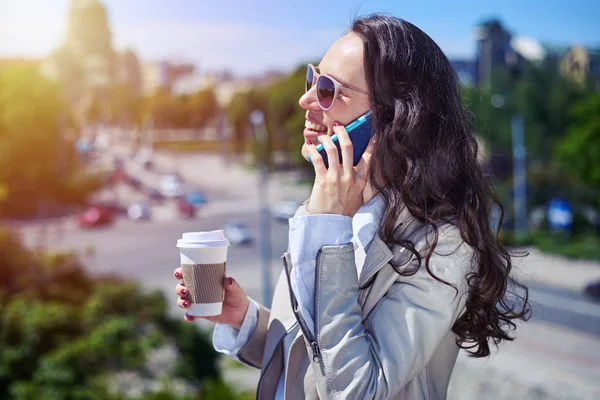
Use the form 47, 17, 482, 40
180, 288, 188, 296
333, 121, 342, 126
306, 140, 312, 145
184, 313, 194, 322
229, 277, 234, 286
183, 300, 191, 308
174, 271, 182, 279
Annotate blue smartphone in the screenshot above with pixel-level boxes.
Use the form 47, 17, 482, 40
308, 111, 373, 169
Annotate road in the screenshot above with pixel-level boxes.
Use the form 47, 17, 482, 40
18, 211, 290, 319
17, 206, 600, 339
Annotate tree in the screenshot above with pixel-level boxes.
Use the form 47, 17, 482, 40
556, 92, 600, 194
225, 64, 312, 169
0, 228, 221, 400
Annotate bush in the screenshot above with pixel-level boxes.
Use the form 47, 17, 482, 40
0, 228, 221, 399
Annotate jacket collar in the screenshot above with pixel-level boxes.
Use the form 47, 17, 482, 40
296, 198, 420, 287
358, 204, 419, 287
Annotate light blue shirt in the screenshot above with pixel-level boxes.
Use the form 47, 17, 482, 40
213, 194, 387, 399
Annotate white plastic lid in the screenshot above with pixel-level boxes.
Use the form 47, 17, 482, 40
177, 230, 230, 248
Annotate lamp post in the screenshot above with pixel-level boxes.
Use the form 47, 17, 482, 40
491, 94, 528, 240
250, 109, 272, 307
511, 115, 528, 241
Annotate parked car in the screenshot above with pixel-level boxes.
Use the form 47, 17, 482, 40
127, 201, 151, 221
159, 173, 185, 198
271, 200, 300, 221
177, 198, 196, 219
224, 222, 253, 246
184, 190, 207, 207
144, 187, 165, 204
584, 280, 600, 303
78, 206, 114, 228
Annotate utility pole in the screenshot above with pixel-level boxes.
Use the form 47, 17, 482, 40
511, 114, 527, 241
250, 110, 272, 307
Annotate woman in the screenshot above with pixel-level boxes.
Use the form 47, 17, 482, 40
174, 14, 530, 400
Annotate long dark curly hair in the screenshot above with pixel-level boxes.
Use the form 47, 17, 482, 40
351, 14, 530, 358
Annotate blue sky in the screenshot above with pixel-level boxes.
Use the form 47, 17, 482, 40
1, 0, 598, 76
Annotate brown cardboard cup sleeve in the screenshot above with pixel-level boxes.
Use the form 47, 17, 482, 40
181, 262, 226, 304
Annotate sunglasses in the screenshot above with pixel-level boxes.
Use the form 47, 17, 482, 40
305, 63, 368, 110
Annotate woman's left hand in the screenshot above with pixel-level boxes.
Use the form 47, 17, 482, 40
306, 122, 374, 217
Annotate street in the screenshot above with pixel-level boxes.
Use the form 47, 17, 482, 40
12, 146, 600, 397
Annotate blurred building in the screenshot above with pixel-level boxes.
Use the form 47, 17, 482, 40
141, 62, 195, 95
560, 46, 600, 86
474, 19, 524, 88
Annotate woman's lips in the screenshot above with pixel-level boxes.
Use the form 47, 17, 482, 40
303, 127, 327, 143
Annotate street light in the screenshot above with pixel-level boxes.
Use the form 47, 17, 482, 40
492, 95, 528, 240
250, 109, 272, 307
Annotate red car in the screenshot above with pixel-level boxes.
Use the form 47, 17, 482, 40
78, 206, 114, 228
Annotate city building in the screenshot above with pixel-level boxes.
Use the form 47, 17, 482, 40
560, 46, 600, 86
141, 61, 195, 95
474, 19, 523, 88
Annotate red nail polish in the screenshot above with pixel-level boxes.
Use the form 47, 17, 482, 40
174, 271, 181, 279
229, 277, 233, 286
180, 288, 188, 296
333, 121, 342, 126
183, 300, 191, 308
184, 313, 194, 322
306, 140, 312, 145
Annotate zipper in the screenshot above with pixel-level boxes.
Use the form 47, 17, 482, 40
313, 249, 323, 360
282, 253, 321, 363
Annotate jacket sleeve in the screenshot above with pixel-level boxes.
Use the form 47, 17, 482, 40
304, 238, 471, 399
237, 303, 271, 369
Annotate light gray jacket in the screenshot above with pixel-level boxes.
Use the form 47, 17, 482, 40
238, 203, 473, 399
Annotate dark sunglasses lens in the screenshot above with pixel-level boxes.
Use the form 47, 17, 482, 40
306, 66, 313, 92
317, 76, 335, 109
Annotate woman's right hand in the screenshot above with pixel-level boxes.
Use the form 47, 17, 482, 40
174, 268, 250, 330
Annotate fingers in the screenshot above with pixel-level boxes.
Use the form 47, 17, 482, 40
306, 144, 328, 176
317, 134, 340, 175
177, 296, 191, 309
174, 268, 182, 280
184, 313, 196, 323
332, 121, 353, 175
175, 283, 188, 297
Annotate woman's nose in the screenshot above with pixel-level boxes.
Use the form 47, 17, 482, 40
298, 87, 320, 111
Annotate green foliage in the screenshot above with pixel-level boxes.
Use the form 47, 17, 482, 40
556, 92, 600, 191
463, 60, 588, 164
225, 63, 312, 169
500, 230, 600, 262
0, 229, 220, 399
145, 88, 219, 130
0, 66, 100, 218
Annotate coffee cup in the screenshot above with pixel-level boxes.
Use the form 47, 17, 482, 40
176, 230, 230, 316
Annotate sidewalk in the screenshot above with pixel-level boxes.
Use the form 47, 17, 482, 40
512, 246, 600, 292
449, 320, 600, 400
